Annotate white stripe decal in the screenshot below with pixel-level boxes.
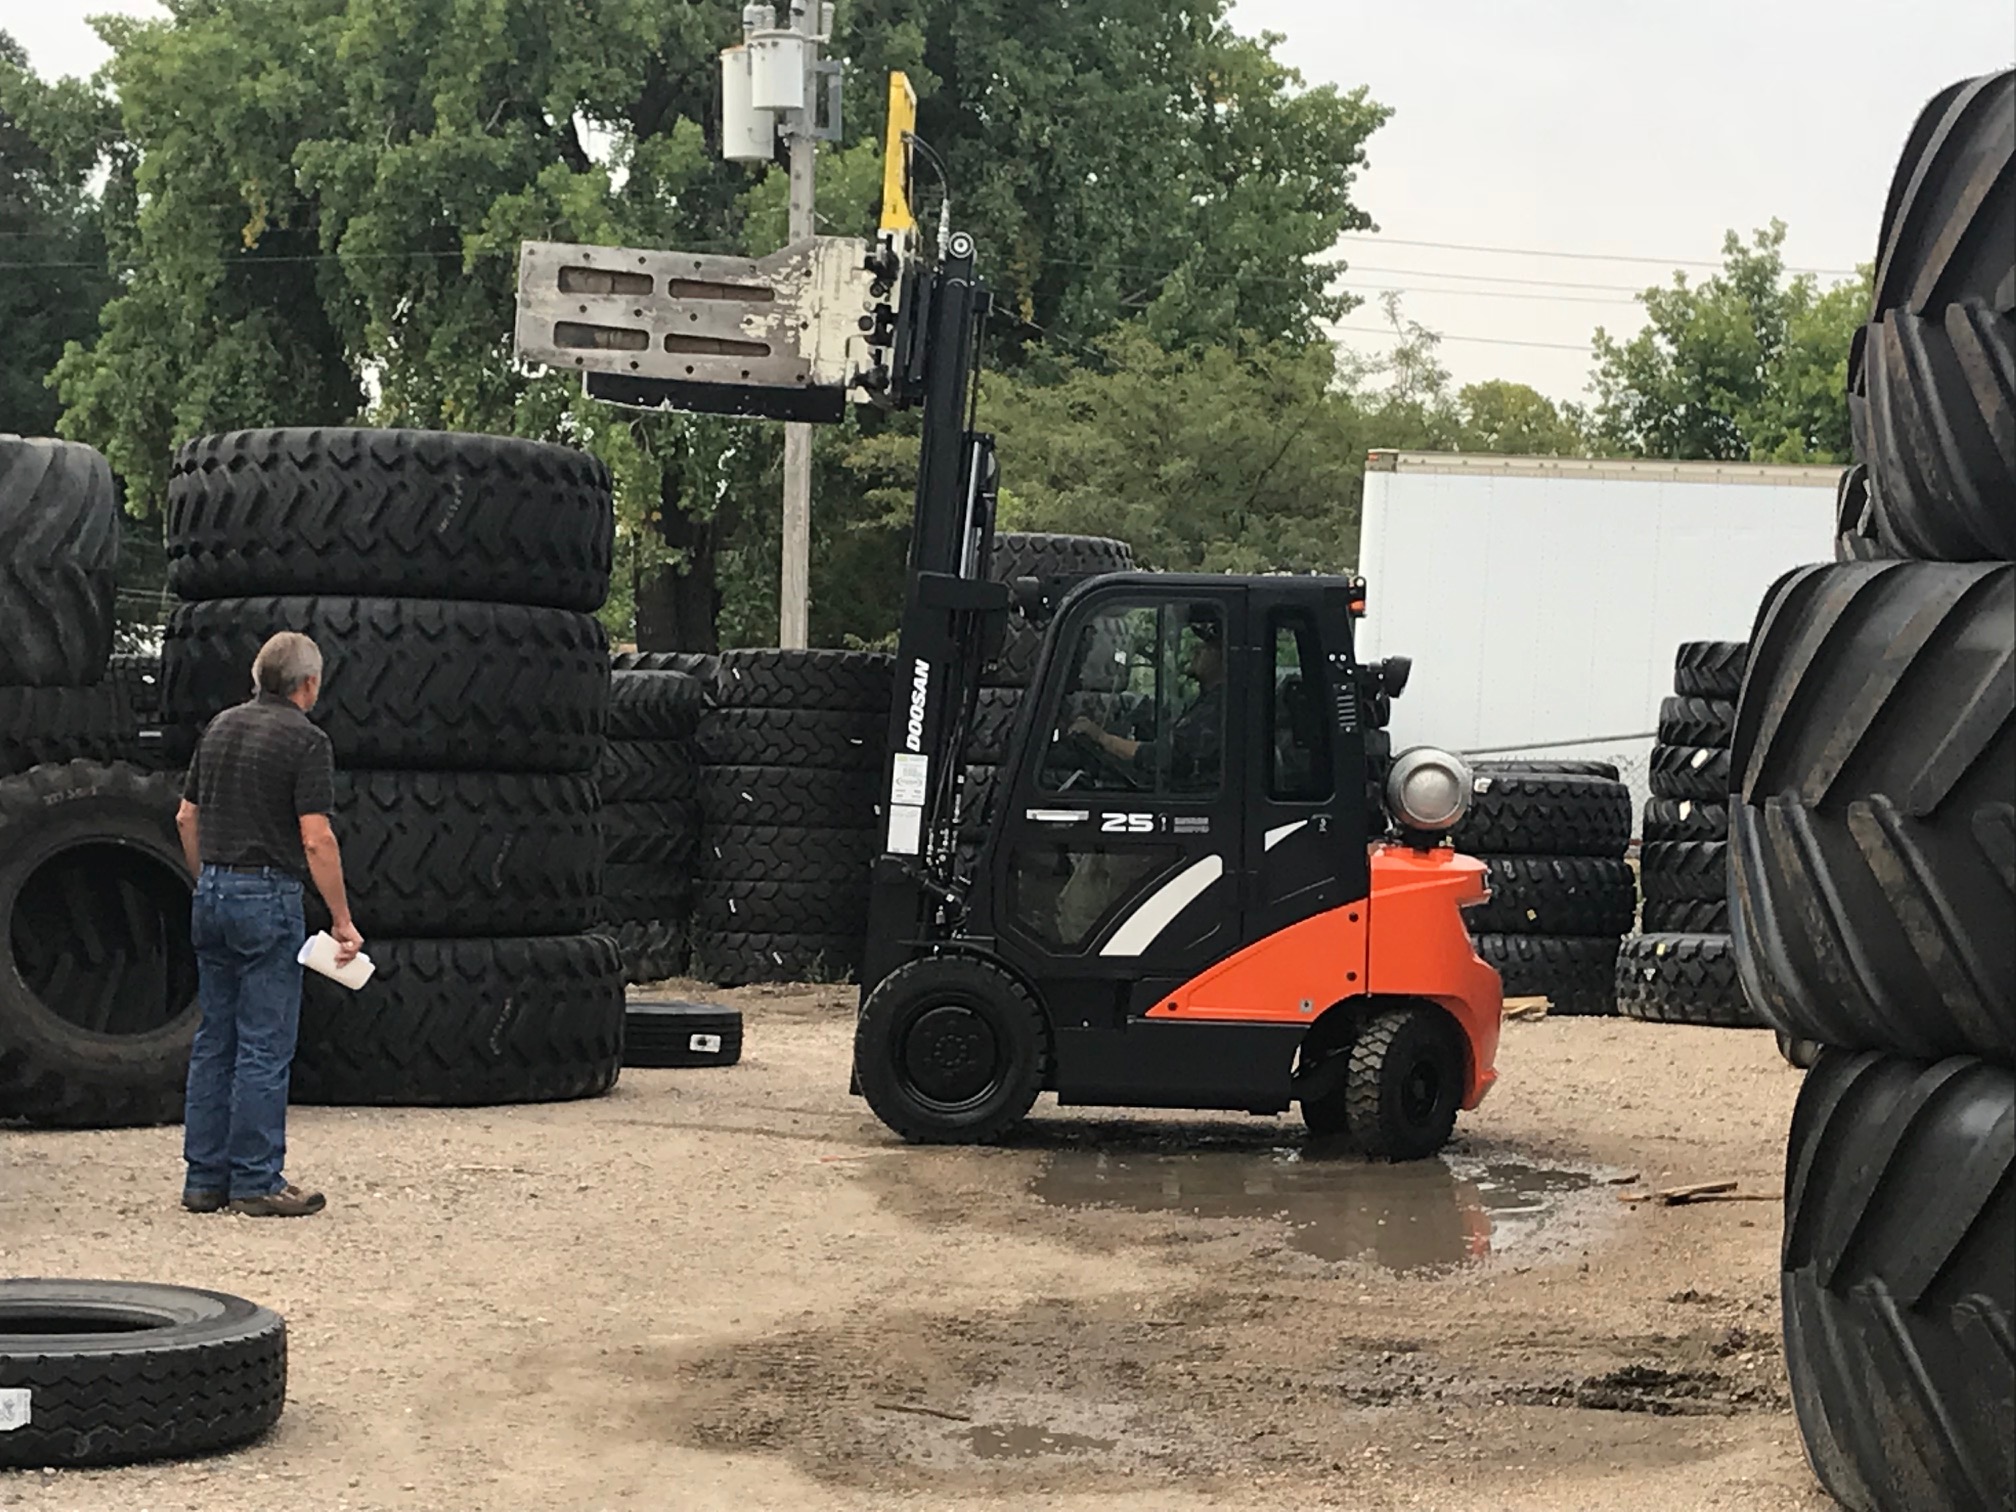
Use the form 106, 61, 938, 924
1100, 855, 1225, 957
1264, 820, 1306, 851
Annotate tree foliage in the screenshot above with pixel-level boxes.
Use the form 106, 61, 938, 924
0, 31, 121, 436
1590, 221, 1869, 463
37, 0, 1390, 649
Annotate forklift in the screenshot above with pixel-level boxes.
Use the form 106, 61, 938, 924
514, 74, 1504, 1161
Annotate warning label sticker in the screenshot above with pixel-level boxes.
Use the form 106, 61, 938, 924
0, 1389, 29, 1432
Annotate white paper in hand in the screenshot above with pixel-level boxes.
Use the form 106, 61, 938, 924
297, 931, 375, 990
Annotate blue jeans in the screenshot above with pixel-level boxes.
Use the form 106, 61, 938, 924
184, 868, 306, 1200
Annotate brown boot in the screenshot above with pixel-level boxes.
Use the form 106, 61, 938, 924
229, 1183, 327, 1218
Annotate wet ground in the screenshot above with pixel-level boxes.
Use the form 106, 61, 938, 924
1030, 1132, 1610, 1271
0, 991, 1828, 1512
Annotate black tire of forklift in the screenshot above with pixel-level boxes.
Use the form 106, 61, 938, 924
854, 955, 1048, 1144
1340, 1004, 1465, 1161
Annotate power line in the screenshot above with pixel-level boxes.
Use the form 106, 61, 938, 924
1340, 281, 1636, 307
1325, 323, 1594, 354
1331, 233, 1861, 279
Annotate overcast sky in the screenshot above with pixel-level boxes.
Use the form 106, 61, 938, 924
15, 2, 2015, 403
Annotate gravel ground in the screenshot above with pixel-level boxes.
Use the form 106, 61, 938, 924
0, 988, 1831, 1512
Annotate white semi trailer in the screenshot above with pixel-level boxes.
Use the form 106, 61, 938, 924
1354, 449, 1841, 828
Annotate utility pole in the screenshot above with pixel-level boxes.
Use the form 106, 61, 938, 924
722, 2, 840, 649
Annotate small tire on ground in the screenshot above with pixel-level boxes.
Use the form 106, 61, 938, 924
0, 761, 195, 1127
1781, 1049, 2013, 1512
165, 428, 613, 609
0, 438, 118, 688
0, 1279, 285, 1468
1338, 1003, 1465, 1161
1615, 933, 1763, 1028
1469, 934, 1619, 1017
623, 1000, 742, 1069
854, 954, 1048, 1143
292, 935, 624, 1106
1672, 641, 1748, 699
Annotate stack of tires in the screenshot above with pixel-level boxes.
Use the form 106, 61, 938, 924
1740, 71, 2014, 1512
1456, 761, 1636, 1016
160, 428, 626, 1105
0, 438, 197, 1128
0, 437, 135, 774
1615, 641, 1762, 1028
599, 667, 704, 983
693, 649, 893, 984
960, 532, 1136, 842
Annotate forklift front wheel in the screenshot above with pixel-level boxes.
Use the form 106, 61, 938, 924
1343, 1004, 1465, 1162
854, 956, 1048, 1144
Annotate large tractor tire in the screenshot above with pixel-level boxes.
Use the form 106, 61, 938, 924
1781, 1049, 2013, 1512
292, 934, 624, 1106
0, 438, 118, 687
1731, 561, 2013, 1062
0, 762, 195, 1127
162, 596, 609, 773
166, 428, 613, 610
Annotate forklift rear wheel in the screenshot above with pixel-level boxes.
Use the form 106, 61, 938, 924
854, 956, 1048, 1144
1343, 1005, 1464, 1161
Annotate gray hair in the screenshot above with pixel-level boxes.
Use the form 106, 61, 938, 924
251, 631, 324, 697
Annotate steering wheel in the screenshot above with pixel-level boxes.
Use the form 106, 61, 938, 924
1058, 727, 1150, 792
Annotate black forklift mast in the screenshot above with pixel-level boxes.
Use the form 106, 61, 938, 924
861, 229, 1012, 992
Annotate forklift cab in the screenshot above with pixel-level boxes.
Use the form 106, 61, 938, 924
969, 574, 1372, 1032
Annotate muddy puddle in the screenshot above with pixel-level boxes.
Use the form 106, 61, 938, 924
1032, 1138, 1606, 1272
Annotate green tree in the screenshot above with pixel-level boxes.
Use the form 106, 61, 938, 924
51, 0, 1390, 648
983, 327, 1367, 571
1589, 221, 1869, 463
1450, 379, 1589, 456
0, 33, 120, 436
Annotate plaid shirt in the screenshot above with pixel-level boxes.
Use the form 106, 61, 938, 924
183, 693, 336, 879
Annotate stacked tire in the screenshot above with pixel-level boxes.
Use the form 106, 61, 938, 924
1615, 641, 1762, 1029
694, 649, 892, 984
960, 533, 1135, 843
1740, 72, 2014, 1512
0, 437, 134, 775
1, 438, 198, 1128
160, 428, 625, 1105
599, 667, 704, 983
1456, 760, 1636, 1016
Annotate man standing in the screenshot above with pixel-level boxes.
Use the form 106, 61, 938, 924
175, 631, 362, 1218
